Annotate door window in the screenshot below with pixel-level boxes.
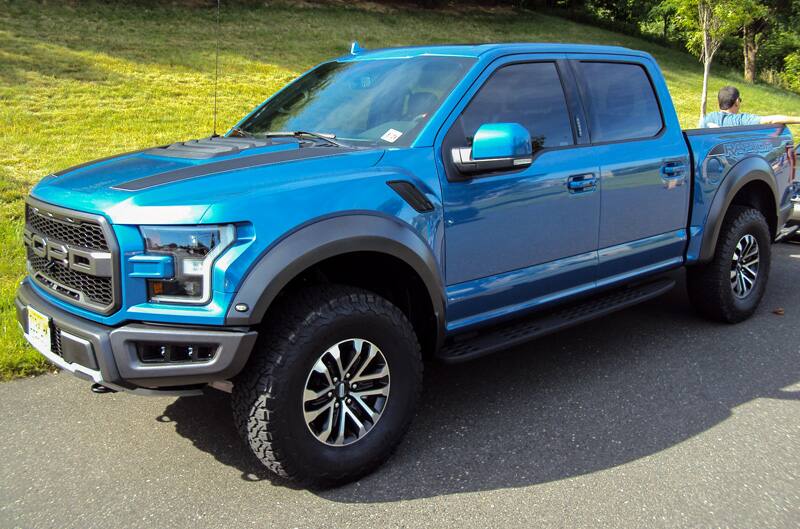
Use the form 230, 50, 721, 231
446, 62, 574, 154
575, 61, 663, 143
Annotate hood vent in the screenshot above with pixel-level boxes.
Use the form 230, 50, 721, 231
147, 136, 271, 160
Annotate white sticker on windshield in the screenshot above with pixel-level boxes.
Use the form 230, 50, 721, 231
381, 128, 403, 143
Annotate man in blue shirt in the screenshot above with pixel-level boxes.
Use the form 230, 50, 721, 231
700, 86, 800, 128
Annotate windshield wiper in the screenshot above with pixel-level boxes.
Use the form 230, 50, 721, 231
263, 131, 348, 148
228, 127, 253, 138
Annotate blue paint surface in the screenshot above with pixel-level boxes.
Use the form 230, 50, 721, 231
128, 254, 174, 279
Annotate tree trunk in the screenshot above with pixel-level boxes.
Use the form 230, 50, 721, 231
743, 25, 758, 83
700, 59, 711, 122
699, 8, 713, 124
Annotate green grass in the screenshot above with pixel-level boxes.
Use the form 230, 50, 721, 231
2, 0, 800, 380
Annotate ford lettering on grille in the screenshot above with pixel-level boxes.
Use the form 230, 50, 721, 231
23, 228, 113, 277
24, 200, 118, 314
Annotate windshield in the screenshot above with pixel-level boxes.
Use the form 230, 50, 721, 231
236, 56, 475, 147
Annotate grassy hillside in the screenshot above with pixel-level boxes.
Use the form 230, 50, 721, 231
2, 0, 799, 380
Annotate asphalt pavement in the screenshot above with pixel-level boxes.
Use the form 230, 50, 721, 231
2, 243, 799, 529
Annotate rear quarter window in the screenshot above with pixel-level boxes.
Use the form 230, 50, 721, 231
575, 61, 663, 143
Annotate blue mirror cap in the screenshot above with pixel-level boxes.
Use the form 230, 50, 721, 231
472, 123, 532, 160
129, 254, 174, 279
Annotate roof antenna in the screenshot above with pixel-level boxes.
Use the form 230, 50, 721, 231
212, 0, 221, 137
350, 41, 365, 55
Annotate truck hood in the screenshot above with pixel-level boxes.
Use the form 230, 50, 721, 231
30, 139, 386, 224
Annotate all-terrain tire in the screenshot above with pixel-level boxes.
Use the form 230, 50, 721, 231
231, 285, 422, 486
687, 206, 771, 323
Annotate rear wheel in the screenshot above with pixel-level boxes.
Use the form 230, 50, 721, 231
232, 285, 422, 486
687, 206, 771, 323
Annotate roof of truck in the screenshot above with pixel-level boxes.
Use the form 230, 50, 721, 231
339, 42, 651, 61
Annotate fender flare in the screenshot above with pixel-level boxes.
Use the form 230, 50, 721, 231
225, 214, 446, 345
698, 156, 779, 263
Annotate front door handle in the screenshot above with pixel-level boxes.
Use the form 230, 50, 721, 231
567, 173, 597, 193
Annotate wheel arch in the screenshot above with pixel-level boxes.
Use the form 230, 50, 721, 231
226, 214, 446, 354
697, 156, 779, 263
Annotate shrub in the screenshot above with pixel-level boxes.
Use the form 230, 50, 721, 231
783, 51, 800, 93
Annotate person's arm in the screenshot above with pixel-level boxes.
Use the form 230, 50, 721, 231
760, 115, 800, 125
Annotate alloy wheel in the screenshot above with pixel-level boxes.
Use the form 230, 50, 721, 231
302, 338, 390, 446
730, 234, 759, 298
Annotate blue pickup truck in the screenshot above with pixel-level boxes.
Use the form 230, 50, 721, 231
16, 43, 797, 485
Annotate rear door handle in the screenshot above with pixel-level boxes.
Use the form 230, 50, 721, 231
567, 173, 597, 193
661, 160, 687, 177
661, 160, 687, 187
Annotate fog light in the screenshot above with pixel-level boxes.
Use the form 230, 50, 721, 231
137, 343, 216, 363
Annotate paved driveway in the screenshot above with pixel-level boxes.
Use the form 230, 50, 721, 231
2, 243, 799, 529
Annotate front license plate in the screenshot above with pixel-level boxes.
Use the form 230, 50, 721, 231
27, 306, 51, 353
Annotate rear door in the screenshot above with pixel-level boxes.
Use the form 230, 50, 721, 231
436, 56, 601, 330
571, 59, 690, 284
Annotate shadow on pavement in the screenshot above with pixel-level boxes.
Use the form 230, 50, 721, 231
157, 392, 275, 484
160, 267, 800, 502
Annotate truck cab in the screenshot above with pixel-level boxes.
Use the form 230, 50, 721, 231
16, 43, 796, 486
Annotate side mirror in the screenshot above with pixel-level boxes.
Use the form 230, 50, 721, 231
451, 123, 533, 175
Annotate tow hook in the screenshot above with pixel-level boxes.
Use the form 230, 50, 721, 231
91, 383, 117, 394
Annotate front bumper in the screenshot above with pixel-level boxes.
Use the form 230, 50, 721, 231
15, 280, 257, 394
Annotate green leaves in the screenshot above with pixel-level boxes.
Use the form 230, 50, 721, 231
663, 0, 770, 59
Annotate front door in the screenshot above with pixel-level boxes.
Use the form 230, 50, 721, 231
437, 58, 601, 331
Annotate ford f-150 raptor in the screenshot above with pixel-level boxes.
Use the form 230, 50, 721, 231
16, 43, 798, 486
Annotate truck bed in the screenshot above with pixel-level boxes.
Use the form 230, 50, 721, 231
683, 124, 795, 262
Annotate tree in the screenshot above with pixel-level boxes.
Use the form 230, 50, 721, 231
740, 0, 789, 82
587, 0, 661, 24
649, 2, 677, 39
667, 0, 752, 120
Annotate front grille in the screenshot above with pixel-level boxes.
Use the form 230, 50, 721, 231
27, 249, 114, 306
26, 205, 109, 251
24, 198, 119, 314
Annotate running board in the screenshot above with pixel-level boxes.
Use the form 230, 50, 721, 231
777, 224, 798, 242
437, 278, 676, 363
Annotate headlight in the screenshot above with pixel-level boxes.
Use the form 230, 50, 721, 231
140, 224, 235, 304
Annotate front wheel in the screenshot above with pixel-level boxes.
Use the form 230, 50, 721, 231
232, 286, 422, 486
687, 206, 771, 323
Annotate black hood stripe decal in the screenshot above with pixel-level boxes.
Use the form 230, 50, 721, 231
112, 147, 357, 192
